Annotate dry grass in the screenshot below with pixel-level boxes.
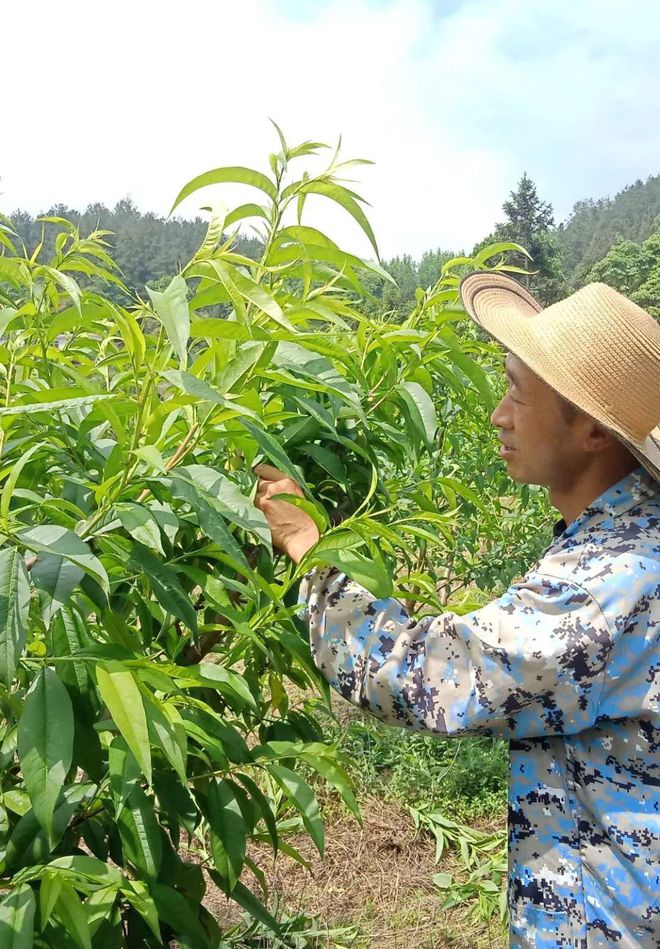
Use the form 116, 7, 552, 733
200, 794, 506, 949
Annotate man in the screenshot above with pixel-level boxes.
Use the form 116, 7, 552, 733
254, 273, 660, 948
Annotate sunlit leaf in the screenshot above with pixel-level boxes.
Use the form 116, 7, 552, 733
96, 661, 152, 784
146, 274, 190, 368
170, 166, 277, 214
0, 885, 36, 948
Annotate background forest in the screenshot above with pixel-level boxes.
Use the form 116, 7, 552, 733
10, 172, 660, 319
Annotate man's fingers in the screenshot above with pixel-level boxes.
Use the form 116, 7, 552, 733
253, 463, 288, 482
256, 476, 301, 498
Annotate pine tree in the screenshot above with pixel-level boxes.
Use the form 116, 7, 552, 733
479, 173, 566, 304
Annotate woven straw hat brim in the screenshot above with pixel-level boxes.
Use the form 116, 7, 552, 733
459, 272, 660, 482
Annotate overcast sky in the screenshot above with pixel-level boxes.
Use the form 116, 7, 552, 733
3, 0, 660, 259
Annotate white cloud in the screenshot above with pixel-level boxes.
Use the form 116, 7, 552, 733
2, 0, 659, 258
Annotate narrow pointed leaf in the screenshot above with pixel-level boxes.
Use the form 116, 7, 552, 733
117, 787, 162, 882
17, 668, 74, 837
127, 543, 198, 635
19, 526, 109, 595
54, 881, 91, 949
31, 554, 84, 626
0, 547, 30, 685
146, 275, 190, 368
269, 764, 324, 855
96, 661, 152, 784
399, 381, 438, 447
170, 166, 277, 215
0, 884, 36, 949
207, 780, 246, 890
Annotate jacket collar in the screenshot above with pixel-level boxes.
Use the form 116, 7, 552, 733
553, 467, 658, 540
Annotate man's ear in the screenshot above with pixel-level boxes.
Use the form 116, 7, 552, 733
583, 420, 615, 454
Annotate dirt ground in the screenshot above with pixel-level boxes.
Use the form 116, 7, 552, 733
201, 795, 506, 949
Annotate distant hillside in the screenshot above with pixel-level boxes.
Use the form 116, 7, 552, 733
557, 174, 660, 285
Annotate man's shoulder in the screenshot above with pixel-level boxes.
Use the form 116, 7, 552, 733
527, 496, 660, 622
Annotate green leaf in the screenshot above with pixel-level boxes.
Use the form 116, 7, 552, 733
224, 203, 269, 228
117, 787, 162, 882
269, 764, 324, 856
473, 241, 531, 267
54, 881, 91, 949
121, 880, 160, 938
179, 706, 250, 764
143, 695, 187, 781
0, 884, 36, 949
312, 545, 392, 599
85, 886, 118, 938
166, 473, 249, 570
297, 752, 360, 822
45, 855, 124, 888
41, 266, 82, 314
95, 661, 152, 784
170, 166, 277, 215
223, 266, 294, 331
432, 872, 454, 888
235, 773, 278, 855
0, 394, 114, 418
17, 668, 74, 838
0, 443, 42, 521
189, 318, 252, 341
51, 608, 96, 712
0, 547, 30, 686
146, 274, 190, 369
132, 445, 167, 474
301, 443, 347, 484
434, 476, 487, 513
240, 421, 305, 486
39, 871, 62, 931
298, 180, 378, 257
270, 492, 329, 532
127, 543, 198, 635
113, 305, 146, 368
207, 780, 247, 890
115, 503, 164, 555
219, 877, 280, 936
192, 662, 258, 712
191, 201, 227, 261
161, 369, 259, 420
30, 554, 84, 626
399, 381, 437, 446
4, 784, 93, 873
19, 526, 109, 595
173, 465, 271, 552
151, 884, 212, 949
108, 737, 141, 818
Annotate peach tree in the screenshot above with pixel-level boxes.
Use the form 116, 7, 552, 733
0, 128, 525, 947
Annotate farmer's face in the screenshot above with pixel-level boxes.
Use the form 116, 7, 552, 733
491, 354, 583, 488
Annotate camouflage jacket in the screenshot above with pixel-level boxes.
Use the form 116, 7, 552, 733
300, 468, 660, 948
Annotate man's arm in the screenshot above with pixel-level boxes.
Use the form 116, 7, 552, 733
300, 566, 614, 740
254, 464, 615, 740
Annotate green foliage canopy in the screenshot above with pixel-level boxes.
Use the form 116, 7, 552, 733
0, 128, 546, 946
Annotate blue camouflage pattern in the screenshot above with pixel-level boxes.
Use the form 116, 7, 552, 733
300, 468, 660, 947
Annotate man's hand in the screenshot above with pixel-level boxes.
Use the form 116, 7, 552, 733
253, 464, 320, 564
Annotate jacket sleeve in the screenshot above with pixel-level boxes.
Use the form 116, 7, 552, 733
299, 566, 615, 739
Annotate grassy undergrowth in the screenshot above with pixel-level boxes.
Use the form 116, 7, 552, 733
326, 712, 508, 823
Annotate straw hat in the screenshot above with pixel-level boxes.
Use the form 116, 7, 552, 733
459, 272, 660, 481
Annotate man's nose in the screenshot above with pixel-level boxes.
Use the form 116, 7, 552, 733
491, 393, 512, 429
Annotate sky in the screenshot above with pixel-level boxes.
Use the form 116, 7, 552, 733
3, 0, 660, 259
